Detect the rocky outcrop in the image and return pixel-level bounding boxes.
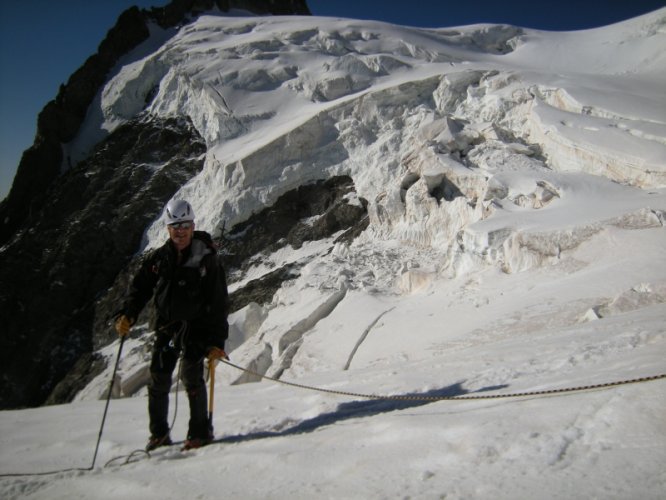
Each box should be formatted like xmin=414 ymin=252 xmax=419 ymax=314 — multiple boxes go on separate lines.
xmin=0 ymin=116 xmax=206 ymax=409
xmin=0 ymin=0 xmax=311 ymax=245
xmin=221 ymin=176 xmax=368 ymax=270
xmin=223 ymin=175 xmax=368 ymax=312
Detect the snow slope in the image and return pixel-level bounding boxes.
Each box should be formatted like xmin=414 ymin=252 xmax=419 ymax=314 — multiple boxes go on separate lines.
xmin=2 ymin=7 xmax=666 ymax=499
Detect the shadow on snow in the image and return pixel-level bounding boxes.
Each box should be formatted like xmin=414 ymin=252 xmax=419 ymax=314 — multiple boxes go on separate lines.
xmin=214 ymin=382 xmax=508 ymax=444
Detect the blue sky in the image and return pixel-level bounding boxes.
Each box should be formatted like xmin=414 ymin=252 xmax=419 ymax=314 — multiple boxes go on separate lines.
xmin=1 ymin=0 xmax=664 ymax=200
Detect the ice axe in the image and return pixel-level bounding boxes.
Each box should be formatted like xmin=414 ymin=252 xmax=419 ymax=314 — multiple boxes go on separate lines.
xmin=206 ymin=348 xmax=227 ymax=437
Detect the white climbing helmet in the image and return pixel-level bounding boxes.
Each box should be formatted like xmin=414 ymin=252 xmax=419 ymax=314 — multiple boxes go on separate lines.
xmin=165 ymin=199 xmax=195 ymax=225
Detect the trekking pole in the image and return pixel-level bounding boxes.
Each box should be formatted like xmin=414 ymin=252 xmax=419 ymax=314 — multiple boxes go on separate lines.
xmin=90 ymin=335 xmax=126 ymax=470
xmin=208 ymin=356 xmax=216 ymax=433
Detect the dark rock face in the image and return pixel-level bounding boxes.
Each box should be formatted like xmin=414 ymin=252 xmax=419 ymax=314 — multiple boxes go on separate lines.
xmin=223 ymin=176 xmax=369 ymax=312
xmin=0 ymin=0 xmax=311 ymax=245
xmin=0 ymin=116 xmax=206 ymax=409
xmin=222 ymin=176 xmax=368 ymax=270
xmin=45 ymin=352 xmax=107 ymax=406
xmin=153 ymin=0 xmax=311 ymax=26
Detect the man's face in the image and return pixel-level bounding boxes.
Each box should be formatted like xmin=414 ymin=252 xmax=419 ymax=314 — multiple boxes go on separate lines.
xmin=168 ymin=221 xmax=194 ymax=251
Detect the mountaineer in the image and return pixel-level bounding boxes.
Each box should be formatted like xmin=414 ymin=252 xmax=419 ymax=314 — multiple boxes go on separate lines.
xmin=115 ymin=199 xmax=229 ymax=451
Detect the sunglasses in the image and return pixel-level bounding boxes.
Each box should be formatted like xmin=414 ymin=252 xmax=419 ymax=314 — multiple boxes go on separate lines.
xmin=168 ymin=221 xmax=193 ymax=230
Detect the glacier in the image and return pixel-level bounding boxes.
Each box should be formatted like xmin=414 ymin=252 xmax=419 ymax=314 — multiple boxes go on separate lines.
xmin=1 ymin=6 xmax=665 ymax=500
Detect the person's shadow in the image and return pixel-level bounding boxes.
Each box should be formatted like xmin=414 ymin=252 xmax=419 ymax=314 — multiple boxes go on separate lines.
xmin=214 ymin=381 xmax=508 ymax=444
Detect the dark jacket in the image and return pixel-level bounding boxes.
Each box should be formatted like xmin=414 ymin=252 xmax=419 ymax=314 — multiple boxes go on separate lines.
xmin=122 ymin=231 xmax=229 ymax=349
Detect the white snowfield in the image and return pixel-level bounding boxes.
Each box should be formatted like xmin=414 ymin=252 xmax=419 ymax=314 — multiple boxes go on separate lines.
xmin=2 ymin=7 xmax=666 ymax=500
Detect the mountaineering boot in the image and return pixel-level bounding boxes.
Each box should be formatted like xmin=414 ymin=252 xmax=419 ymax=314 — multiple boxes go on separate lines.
xmin=182 ymin=430 xmax=213 ymax=450
xmin=146 ymin=434 xmax=173 ymax=451
xmin=181 ymin=436 xmax=212 ymax=451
